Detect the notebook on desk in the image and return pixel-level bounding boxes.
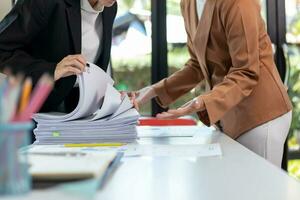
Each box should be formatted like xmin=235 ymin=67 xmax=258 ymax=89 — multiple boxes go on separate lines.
xmin=28 ymin=151 xmax=122 ymax=181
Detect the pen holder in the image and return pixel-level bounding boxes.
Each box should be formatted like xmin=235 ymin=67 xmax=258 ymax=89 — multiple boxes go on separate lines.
xmin=0 ymin=122 xmax=33 ymax=196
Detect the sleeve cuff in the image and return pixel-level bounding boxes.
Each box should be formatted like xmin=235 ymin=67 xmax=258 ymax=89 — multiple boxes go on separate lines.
xmin=152 ymin=79 xmax=174 ymax=108
xmin=197 ymin=109 xmax=211 ymax=126
xmin=200 ymin=93 xmax=222 ymax=126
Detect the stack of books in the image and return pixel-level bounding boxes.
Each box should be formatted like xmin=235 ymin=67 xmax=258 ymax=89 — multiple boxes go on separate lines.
xmin=33 ymin=63 xmax=139 ymax=145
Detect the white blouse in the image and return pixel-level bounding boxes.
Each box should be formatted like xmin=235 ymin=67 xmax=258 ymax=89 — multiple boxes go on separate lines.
xmin=75 ymin=0 xmax=104 ymax=87
xmin=196 ymin=0 xmax=206 ymax=20
xmin=81 ymin=0 xmax=104 ymax=63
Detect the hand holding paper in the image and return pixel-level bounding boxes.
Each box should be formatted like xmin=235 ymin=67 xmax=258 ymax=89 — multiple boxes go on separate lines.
xmin=33 ymin=63 xmax=140 ymax=145
xmin=126 ymin=86 xmax=157 ymax=109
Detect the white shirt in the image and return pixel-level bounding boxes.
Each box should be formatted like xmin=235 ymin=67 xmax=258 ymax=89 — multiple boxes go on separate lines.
xmin=196 ymin=0 xmax=206 ymax=20
xmin=75 ymin=0 xmax=104 ymax=87
xmin=81 ymin=0 xmax=104 ymax=63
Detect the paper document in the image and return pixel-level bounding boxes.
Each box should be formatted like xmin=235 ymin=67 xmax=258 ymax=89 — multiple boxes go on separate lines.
xmin=123 ymin=143 xmax=222 ymax=157
xmin=137 ymin=126 xmax=215 ymax=138
xmin=33 ymin=63 xmax=139 ymax=145
xmin=89 ymin=84 xmax=122 ymax=121
xmin=34 ymin=63 xmax=114 ymax=122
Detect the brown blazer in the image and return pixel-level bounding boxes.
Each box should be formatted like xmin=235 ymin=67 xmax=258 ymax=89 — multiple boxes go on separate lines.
xmin=153 ymin=0 xmax=292 ymax=139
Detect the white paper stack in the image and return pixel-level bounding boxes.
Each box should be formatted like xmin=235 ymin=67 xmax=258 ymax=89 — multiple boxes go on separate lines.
xmin=33 ymin=63 xmax=139 ymax=145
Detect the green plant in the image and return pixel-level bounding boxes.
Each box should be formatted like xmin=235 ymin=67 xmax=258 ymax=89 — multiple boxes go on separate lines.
xmin=287 ymin=45 xmax=300 ymax=139
xmin=286 ymin=44 xmax=300 ymax=180
xmin=288 ymin=160 xmax=300 ymax=179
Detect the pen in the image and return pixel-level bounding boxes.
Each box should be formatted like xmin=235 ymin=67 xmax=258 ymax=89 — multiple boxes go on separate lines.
xmin=64 ymin=143 xmax=126 ymax=148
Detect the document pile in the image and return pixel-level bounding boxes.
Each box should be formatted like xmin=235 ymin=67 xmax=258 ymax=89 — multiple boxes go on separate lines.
xmin=33 ymin=63 xmax=139 ymax=145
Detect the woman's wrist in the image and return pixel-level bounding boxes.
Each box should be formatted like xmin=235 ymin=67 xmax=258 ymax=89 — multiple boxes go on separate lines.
xmin=192 ymin=97 xmax=205 ymax=111
xmin=148 ymin=86 xmax=158 ymax=99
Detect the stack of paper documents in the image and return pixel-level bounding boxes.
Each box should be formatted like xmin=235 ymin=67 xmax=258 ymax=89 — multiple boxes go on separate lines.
xmin=33 ymin=63 xmax=139 ymax=145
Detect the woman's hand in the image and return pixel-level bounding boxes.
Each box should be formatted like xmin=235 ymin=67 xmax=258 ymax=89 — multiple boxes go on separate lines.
xmin=135 ymin=86 xmax=157 ymax=105
xmin=123 ymin=86 xmax=157 ymax=110
xmin=54 ymin=55 xmax=86 ymax=81
xmin=156 ymin=97 xmax=205 ymax=119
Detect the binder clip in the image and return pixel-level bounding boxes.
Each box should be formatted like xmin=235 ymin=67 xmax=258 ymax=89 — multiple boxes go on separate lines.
xmin=86 ymin=63 xmax=90 ymax=73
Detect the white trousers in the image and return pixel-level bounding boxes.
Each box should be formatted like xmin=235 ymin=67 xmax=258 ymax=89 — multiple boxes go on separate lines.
xmin=236 ymin=111 xmax=292 ymax=168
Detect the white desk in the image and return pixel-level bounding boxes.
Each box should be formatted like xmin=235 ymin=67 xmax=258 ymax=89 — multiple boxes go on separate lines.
xmin=3 ymin=127 xmax=300 ymax=200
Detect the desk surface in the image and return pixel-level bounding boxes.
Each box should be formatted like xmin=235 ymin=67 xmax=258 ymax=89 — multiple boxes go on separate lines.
xmin=4 ymin=127 xmax=300 ymax=200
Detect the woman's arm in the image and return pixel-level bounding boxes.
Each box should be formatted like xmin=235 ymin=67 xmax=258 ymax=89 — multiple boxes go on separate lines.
xmin=0 ymin=0 xmax=56 ymax=84
xmin=152 ymin=34 xmax=205 ymax=107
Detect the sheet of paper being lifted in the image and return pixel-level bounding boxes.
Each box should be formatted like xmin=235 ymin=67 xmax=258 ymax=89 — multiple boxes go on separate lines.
xmin=32 ymin=63 xmax=139 ymax=145
xmin=34 ymin=63 xmax=115 ymax=122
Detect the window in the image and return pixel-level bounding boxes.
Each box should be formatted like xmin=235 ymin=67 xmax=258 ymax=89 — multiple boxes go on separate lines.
xmin=260 ymin=0 xmax=267 ymax=23
xmin=111 ymin=0 xmax=152 ymax=115
xmin=0 ymin=0 xmax=12 ymax=20
xmin=285 ymin=0 xmax=300 ymax=180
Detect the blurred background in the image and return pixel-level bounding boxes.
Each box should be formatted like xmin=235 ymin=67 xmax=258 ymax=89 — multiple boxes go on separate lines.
xmin=1 ymin=0 xmax=300 ymax=179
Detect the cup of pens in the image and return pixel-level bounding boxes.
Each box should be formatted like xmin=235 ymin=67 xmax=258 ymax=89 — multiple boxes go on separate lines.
xmin=0 ymin=74 xmax=54 ymax=195
xmin=0 ymin=122 xmax=33 ymax=195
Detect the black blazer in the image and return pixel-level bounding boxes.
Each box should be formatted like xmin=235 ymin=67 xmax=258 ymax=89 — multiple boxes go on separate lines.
xmin=0 ymin=0 xmax=117 ymax=112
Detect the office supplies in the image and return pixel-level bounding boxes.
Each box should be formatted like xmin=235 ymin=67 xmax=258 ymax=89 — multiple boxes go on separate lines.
xmin=137 ymin=126 xmax=215 ymax=138
xmin=15 ymin=75 xmax=53 ymax=122
xmin=86 ymin=62 xmax=90 ymax=73
xmin=64 ymin=143 xmax=125 ymax=148
xmin=0 ymin=122 xmax=33 ymax=195
xmin=0 ymin=79 xmax=21 ymax=123
xmin=98 ymin=152 xmax=123 ymax=189
xmin=1 ymin=74 xmax=53 ymax=123
xmin=0 ymin=75 xmax=53 ymax=196
xmin=33 ymin=63 xmax=139 ymax=145
xmin=28 ymin=151 xmax=120 ymax=181
xmin=18 ymin=78 xmax=32 ymax=113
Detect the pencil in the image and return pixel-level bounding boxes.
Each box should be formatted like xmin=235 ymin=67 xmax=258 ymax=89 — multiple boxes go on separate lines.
xmin=18 ymin=78 xmax=32 ymax=113
xmin=16 ymin=74 xmax=54 ymax=121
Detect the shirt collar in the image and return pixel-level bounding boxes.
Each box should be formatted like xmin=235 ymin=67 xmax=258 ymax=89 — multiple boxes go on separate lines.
xmin=81 ymin=0 xmax=101 ymax=14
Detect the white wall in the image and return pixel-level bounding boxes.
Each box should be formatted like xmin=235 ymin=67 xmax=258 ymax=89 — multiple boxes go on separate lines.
xmin=0 ymin=0 xmax=12 ymax=21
